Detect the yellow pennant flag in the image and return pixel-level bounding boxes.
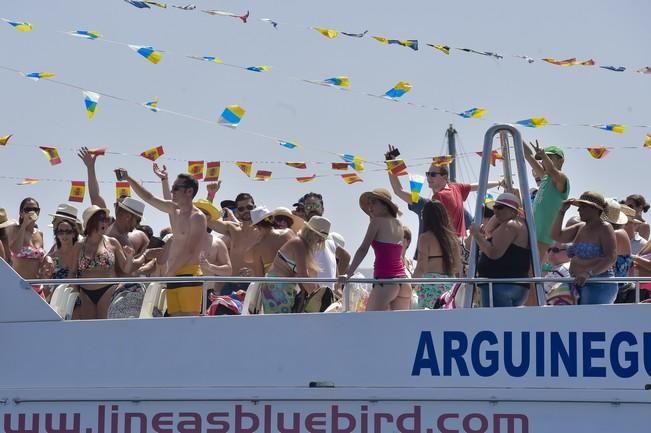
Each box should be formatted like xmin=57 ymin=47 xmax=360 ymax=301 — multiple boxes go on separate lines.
xmin=587 ymin=146 xmax=609 ymax=159
xmin=188 ymin=160 xmax=205 ymax=180
xmin=644 ymin=133 xmax=651 ymax=148
xmin=314 ymin=27 xmax=338 ymax=39
xmin=285 ymin=162 xmax=307 ymax=169
xmin=235 ymin=161 xmax=252 ymax=177
xmin=432 ymin=155 xmax=454 ymax=167
xmin=68 ymin=181 xmax=86 ymax=203
xmin=115 ymin=181 xmax=131 ymax=199
xmin=204 ymin=161 xmax=221 ymax=181
xmin=0 ymin=134 xmax=13 ymax=146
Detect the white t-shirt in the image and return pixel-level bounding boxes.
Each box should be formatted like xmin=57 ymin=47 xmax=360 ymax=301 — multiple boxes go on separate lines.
xmin=315 ymin=238 xmax=337 ymax=288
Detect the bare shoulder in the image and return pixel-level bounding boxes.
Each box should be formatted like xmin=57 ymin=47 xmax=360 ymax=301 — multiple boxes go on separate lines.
xmin=105 ymin=235 xmax=121 ymax=248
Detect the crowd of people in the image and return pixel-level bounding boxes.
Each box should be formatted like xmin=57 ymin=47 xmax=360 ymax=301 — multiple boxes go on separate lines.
xmin=0 ymin=142 xmax=649 ymax=318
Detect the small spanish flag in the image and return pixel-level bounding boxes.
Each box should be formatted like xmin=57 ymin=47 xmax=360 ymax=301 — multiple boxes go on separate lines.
xmin=69 ymin=181 xmax=86 ymax=203
xmin=386 ymin=159 xmax=408 ymax=176
xmin=341 ymin=173 xmax=363 ymax=184
xmin=331 ymin=162 xmax=349 ymax=170
xmin=235 ymin=161 xmax=252 ymax=177
xmin=285 ymin=162 xmax=307 ymax=169
xmin=188 ymin=160 xmax=204 ymax=180
xmin=115 ymin=181 xmax=131 ymax=199
xmin=39 ymin=146 xmax=62 ymax=165
xmin=432 ymin=155 xmax=454 ymax=167
xmin=204 ymin=161 xmax=221 ymax=181
xmin=88 ymin=147 xmax=107 ymax=156
xmin=476 ymin=150 xmax=503 ymax=167
xmin=253 ymin=170 xmax=272 ymax=181
xmin=0 ymin=134 xmax=12 ymax=146
xmin=140 ymin=145 xmax=164 ymax=161
xmin=296 ymin=175 xmax=317 ymax=183
xmin=587 ymin=146 xmax=609 ymax=159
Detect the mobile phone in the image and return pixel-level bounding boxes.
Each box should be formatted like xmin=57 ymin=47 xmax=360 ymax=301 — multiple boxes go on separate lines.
xmin=114 ymin=169 xmax=127 ymax=181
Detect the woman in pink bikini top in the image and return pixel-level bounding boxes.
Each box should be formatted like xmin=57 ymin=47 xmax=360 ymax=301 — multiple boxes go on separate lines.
xmin=8 ymin=197 xmax=45 ymax=280
xmin=347 ymin=188 xmax=411 ymax=311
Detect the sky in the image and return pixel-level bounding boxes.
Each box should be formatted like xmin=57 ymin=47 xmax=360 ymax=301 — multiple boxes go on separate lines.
xmin=1 ymin=0 xmax=650 ymax=266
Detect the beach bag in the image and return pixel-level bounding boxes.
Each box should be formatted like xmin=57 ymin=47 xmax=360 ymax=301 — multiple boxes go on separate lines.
xmin=433 ymin=283 xmax=461 ymax=309
xmin=546 ymin=283 xmax=577 ymax=306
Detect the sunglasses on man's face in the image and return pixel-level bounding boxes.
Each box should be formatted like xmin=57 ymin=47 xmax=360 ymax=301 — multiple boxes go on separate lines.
xmin=23 ymin=207 xmax=40 ymax=213
xmin=237 ymin=204 xmax=255 ymax=212
xmin=425 ymin=172 xmax=442 ymax=178
xmin=171 ymin=184 xmax=190 ymax=192
xmin=304 ymin=203 xmax=322 ymax=211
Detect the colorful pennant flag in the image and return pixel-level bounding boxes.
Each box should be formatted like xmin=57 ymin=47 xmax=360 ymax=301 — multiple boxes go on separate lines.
xmin=204 ymin=161 xmax=221 ymax=182
xmin=323 ymin=76 xmax=350 ymax=88
xmin=128 ymin=45 xmax=163 ymax=64
xmin=253 ymin=170 xmax=272 ymax=181
xmin=341 ymin=173 xmax=363 ymax=184
xmin=173 ymin=4 xmax=197 ymax=10
xmin=235 ymin=161 xmax=252 ymax=177
xmin=409 ymin=175 xmax=424 ymax=203
xmin=427 ymin=44 xmax=450 ymax=55
xmin=457 ymin=48 xmax=503 ymax=59
xmin=218 ymin=105 xmax=246 ymax=128
xmin=476 ymin=150 xmax=504 ymax=167
xmin=202 ymin=10 xmax=249 ymax=23
xmin=341 ymin=154 xmax=364 ymax=172
xmin=384 ymin=81 xmax=412 ymax=100
xmin=67 ymin=30 xmax=101 ymax=40
xmin=600 ymin=65 xmax=626 ymax=72
xmin=261 ymin=18 xmax=279 ymax=29
xmin=0 ymin=134 xmax=13 ymax=146
xmin=144 ymin=97 xmax=159 ymax=112
xmin=2 ymin=19 xmax=33 ymax=32
xmin=83 ymin=91 xmax=100 ymax=119
xmin=458 ymin=107 xmax=487 ymax=119
xmin=542 ymin=58 xmax=577 ymax=66
xmin=115 ymin=181 xmax=131 ymax=199
xmin=278 ymin=140 xmax=301 ymax=149
xmin=187 ymin=160 xmax=204 ymax=180
xmin=246 ymin=65 xmax=271 ymax=72
xmin=332 ymin=162 xmax=349 ymax=170
xmin=645 ymin=133 xmax=651 ymax=149
xmin=313 ymin=27 xmax=338 ymax=39
xmin=341 ymin=30 xmax=368 ymax=38
xmin=17 ymin=178 xmax=39 ymax=186
xmin=285 ymin=162 xmax=307 ymax=169
xmin=189 ymin=56 xmax=223 ymax=64
xmin=68 ymin=181 xmax=86 ymax=203
xmin=587 ymin=146 xmax=609 ymax=159
xmin=124 ymin=0 xmax=150 ymax=8
xmin=144 ymin=0 xmax=167 ymax=8
xmin=593 ymin=124 xmax=625 ymax=133
xmin=432 ymin=155 xmax=454 ymax=167
xmin=386 ymin=159 xmax=408 ymax=176
xmin=23 ymin=72 xmax=55 ymax=81
xmin=373 ymin=37 xmax=419 ymax=51
xmin=140 ymin=145 xmax=165 ymax=161
xmin=88 ymin=147 xmax=107 ymax=156
xmin=578 ymin=59 xmax=595 ymax=66
xmin=39 ymin=146 xmax=62 ymax=165
xmin=516 ymin=117 xmax=548 ymax=128
xmin=296 ymin=175 xmax=317 ymax=183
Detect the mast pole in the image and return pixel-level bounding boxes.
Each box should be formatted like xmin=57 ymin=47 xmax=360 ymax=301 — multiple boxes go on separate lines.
xmin=446 ymin=124 xmax=457 ymax=182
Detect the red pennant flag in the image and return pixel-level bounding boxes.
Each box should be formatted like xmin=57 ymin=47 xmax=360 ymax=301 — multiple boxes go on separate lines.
xmin=253 ymin=170 xmax=272 ymax=181
xmin=115 ymin=181 xmax=131 ymax=199
xmin=204 ymin=161 xmax=221 ymax=181
xmin=386 ymin=159 xmax=408 ymax=176
xmin=88 ymin=147 xmax=107 ymax=156
xmin=341 ymin=173 xmax=363 ymax=184
xmin=285 ymin=162 xmax=307 ymax=169
xmin=476 ymin=150 xmax=503 ymax=166
xmin=140 ymin=145 xmax=165 ymax=161
xmin=68 ymin=181 xmax=86 ymax=203
xmin=587 ymin=146 xmax=609 ymax=159
xmin=331 ymin=162 xmax=349 ymax=170
xmin=432 ymin=155 xmax=454 ymax=167
xmin=578 ymin=59 xmax=595 ymax=66
xmin=188 ymin=160 xmax=205 ymax=180
xmin=235 ymin=161 xmax=252 ymax=177
xmin=296 ymin=175 xmax=317 ymax=183
xmin=39 ymin=146 xmax=62 ymax=165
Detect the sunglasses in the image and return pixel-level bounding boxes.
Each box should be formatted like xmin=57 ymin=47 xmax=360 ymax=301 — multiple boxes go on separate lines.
xmin=493 ymin=204 xmax=507 ymax=210
xmin=23 ymin=207 xmax=40 ymax=213
xmin=171 ymin=184 xmax=190 ymax=192
xmin=304 ymin=203 xmax=322 ymax=211
xmin=56 ymin=229 xmax=75 ymax=235
xmin=237 ymin=204 xmax=255 ymax=212
xmin=547 ymin=247 xmax=567 ymax=254
xmin=425 ymin=172 xmax=443 ymax=177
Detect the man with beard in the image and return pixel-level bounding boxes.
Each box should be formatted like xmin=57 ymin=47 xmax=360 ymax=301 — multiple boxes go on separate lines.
xmin=208 ymin=193 xmax=261 ymax=294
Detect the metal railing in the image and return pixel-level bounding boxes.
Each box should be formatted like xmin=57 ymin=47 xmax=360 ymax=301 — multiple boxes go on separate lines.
xmin=26 ymin=275 xmax=651 ymax=312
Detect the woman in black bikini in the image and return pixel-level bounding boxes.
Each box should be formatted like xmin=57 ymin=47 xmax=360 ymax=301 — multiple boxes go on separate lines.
xmin=76 ymin=206 xmax=134 ymax=319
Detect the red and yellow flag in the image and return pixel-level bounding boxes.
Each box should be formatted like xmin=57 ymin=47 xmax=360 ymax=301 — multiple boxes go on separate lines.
xmin=140 ymin=145 xmax=164 ymax=161
xmin=188 ymin=160 xmax=204 ymax=180
xmin=115 ymin=181 xmax=131 ymax=199
xmin=235 ymin=161 xmax=252 ymax=177
xmin=68 ymin=181 xmax=86 ymax=203
xmin=578 ymin=59 xmax=595 ymax=66
xmin=0 ymin=134 xmax=13 ymax=146
xmin=253 ymin=170 xmax=272 ymax=181
xmin=386 ymin=159 xmax=408 ymax=176
xmin=17 ymin=177 xmax=39 ymax=186
xmin=341 ymin=173 xmax=363 ymax=184
xmin=587 ymin=146 xmax=609 ymax=159
xmin=204 ymin=161 xmax=221 ymax=181
xmin=296 ymin=174 xmax=317 ymax=183
xmin=88 ymin=147 xmax=107 ymax=156
xmin=331 ymin=162 xmax=349 ymax=170
xmin=542 ymin=57 xmax=577 ymax=66
xmin=39 ymin=146 xmax=62 ymax=165
xmin=432 ymin=155 xmax=454 ymax=167
xmin=285 ymin=162 xmax=307 ymax=169
xmin=476 ymin=150 xmax=503 ymax=167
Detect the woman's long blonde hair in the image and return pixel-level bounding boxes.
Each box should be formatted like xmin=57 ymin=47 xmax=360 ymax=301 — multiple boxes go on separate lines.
xmin=299 ymin=227 xmax=326 ymax=273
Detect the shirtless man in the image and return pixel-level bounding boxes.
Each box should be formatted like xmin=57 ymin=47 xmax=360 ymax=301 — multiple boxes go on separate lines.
xmin=78 ymin=147 xmax=149 ymax=272
xmin=124 ymin=169 xmax=207 ymax=316
xmin=208 ymin=192 xmax=261 ymax=294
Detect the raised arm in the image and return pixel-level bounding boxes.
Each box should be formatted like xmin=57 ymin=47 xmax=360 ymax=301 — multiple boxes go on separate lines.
xmin=522 ymin=140 xmax=545 ymax=179
xmin=78 ymin=147 xmax=108 ymax=209
xmin=532 ymin=141 xmax=567 ymax=192
xmin=123 ymin=170 xmax=177 ymax=214
xmin=152 ymin=163 xmax=171 ymax=200
xmin=550 ymin=200 xmax=581 ymax=243
xmin=387 ymin=173 xmax=413 ymax=204
xmin=347 ymin=219 xmax=380 ymax=276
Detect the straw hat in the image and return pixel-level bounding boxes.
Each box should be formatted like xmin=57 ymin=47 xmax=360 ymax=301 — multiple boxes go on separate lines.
xmin=271 ymin=206 xmax=304 ymax=231
xmin=304 ymin=216 xmax=331 ymax=239
xmin=330 ymin=231 xmax=345 ymax=249
xmin=359 ymin=188 xmax=401 ymax=216
xmin=117 ymin=197 xmax=145 ymax=218
xmin=494 ymin=192 xmax=521 ymax=211
xmin=571 ymin=191 xmax=605 ymax=211
xmin=250 ymin=206 xmax=274 ymax=225
xmin=82 ymin=205 xmax=110 ymax=231
xmin=48 ymin=203 xmax=81 ymax=224
xmin=0 ymin=208 xmax=17 ymax=229
xmin=603 ymin=199 xmax=630 ymax=225
xmin=194 ymin=199 xmax=221 ymax=221
xmin=620 ymin=204 xmax=644 ymax=224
